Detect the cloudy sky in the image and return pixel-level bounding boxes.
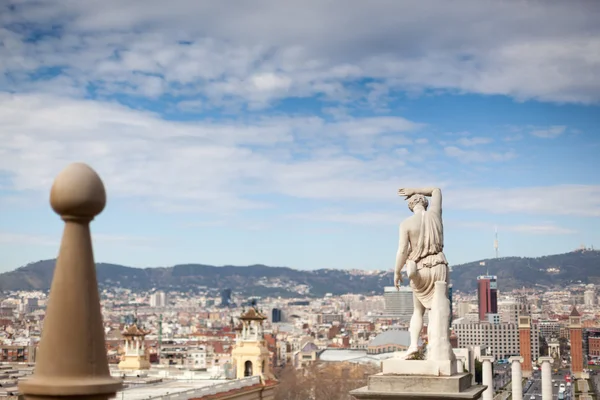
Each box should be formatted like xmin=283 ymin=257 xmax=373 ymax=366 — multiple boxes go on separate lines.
xmin=1 ymin=0 xmax=599 ymax=272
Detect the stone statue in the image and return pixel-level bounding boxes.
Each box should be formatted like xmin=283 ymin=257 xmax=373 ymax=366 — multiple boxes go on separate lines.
xmin=394 ymin=187 xmax=450 ymax=359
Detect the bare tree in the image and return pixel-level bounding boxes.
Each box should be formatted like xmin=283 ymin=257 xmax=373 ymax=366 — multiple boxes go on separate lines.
xmin=275 ymin=362 xmax=380 ymax=400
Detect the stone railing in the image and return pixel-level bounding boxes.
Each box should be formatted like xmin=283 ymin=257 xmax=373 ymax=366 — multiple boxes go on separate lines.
xmin=18 ymin=163 xmax=123 ymax=400
xmin=146 ymin=376 xmax=261 ymax=400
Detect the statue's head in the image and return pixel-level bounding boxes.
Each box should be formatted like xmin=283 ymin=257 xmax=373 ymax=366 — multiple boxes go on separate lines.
xmin=408 ymin=194 xmax=428 ymax=212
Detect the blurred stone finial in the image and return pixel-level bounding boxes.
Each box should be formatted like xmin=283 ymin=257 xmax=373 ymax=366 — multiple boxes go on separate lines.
xmin=19 ymin=163 xmax=122 ymax=399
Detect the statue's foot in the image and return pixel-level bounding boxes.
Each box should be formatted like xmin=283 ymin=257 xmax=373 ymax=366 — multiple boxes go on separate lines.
xmin=399 ymin=347 xmax=420 ymax=360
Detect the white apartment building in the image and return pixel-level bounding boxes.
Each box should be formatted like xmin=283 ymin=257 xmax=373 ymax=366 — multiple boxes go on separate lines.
xmin=453 ymin=319 xmax=540 ymax=361
xmin=384 ymin=286 xmax=414 ymax=316
xmin=457 ymin=302 xmax=473 ymax=319
xmin=584 ymin=290 xmax=596 ymax=306
xmin=538 ymin=320 xmax=561 ymax=339
xmin=186 ymin=345 xmax=208 ymax=369
xmin=150 ymin=291 xmax=168 ymax=308
xmin=498 ymin=300 xmax=532 ymax=325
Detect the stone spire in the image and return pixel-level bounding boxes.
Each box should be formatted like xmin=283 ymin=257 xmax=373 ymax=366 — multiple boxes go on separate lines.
xmin=19 ymin=163 xmax=122 ymax=399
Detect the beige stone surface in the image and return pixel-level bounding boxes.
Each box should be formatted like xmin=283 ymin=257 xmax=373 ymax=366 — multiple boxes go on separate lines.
xmin=350 ymin=373 xmax=486 ymax=400
xmin=18 ymin=163 xmax=122 ymax=399
xmin=382 ymin=359 xmax=457 ymax=376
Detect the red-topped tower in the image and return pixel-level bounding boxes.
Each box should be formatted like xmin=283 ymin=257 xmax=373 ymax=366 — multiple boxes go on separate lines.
xmin=570 ymin=306 xmax=583 ymax=378
xmin=519 ymin=314 xmax=533 ymax=378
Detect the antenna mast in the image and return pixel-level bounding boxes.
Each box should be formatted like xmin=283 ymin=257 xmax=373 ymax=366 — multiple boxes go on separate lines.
xmin=494 ymin=226 xmax=499 ymax=260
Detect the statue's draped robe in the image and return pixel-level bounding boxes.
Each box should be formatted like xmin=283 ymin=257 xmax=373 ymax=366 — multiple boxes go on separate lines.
xmin=408 ymin=209 xmax=449 ymax=309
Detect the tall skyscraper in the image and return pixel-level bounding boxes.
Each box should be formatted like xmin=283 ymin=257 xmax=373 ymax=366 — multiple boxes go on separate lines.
xmin=221 ymin=288 xmax=232 ymax=308
xmin=477 ymin=275 xmax=498 ymax=322
xmin=271 ymin=308 xmax=282 ymax=323
xmin=149 ymin=291 xmax=167 ymax=307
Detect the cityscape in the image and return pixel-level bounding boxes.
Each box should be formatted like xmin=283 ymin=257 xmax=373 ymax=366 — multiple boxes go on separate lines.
xmin=1 ymin=246 xmax=600 ymax=399
xmin=1 ymin=1 xmax=600 ymax=400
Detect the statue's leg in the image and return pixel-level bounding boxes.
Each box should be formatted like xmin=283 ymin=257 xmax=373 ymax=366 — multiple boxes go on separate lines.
xmin=408 ymin=292 xmax=425 ymax=354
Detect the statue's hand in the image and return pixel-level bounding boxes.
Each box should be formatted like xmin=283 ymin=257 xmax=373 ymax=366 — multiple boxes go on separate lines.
xmin=394 ymin=272 xmax=403 ymax=290
xmin=398 ymin=188 xmax=415 ymax=198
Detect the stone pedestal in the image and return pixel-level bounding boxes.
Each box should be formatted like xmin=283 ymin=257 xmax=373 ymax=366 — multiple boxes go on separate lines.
xmin=509 ymin=356 xmax=523 ymax=400
xmin=383 ymin=358 xmax=458 ymax=377
xmin=350 ymin=373 xmax=486 ymax=400
xmin=539 ymin=356 xmax=553 ymax=400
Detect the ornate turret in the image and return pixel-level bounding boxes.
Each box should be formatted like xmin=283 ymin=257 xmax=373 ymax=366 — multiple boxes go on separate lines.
xmin=231 ymin=306 xmax=273 ymax=380
xmin=118 ymin=317 xmax=151 ymax=372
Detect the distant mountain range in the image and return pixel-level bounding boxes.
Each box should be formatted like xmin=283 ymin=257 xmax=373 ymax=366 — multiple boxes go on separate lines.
xmin=1 ymin=250 xmax=599 ymax=297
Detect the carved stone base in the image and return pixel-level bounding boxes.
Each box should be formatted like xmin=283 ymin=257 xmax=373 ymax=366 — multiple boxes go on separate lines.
xmin=350 ymin=373 xmax=486 ymax=400
xmin=382 ymin=358 xmax=458 ymax=376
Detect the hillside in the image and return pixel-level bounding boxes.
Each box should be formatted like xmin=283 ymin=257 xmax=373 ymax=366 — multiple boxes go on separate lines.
xmin=1 ymin=250 xmax=599 ymax=296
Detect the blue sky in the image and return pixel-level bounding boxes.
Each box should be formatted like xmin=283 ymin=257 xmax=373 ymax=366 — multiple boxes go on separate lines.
xmin=1 ymin=0 xmax=599 ymax=272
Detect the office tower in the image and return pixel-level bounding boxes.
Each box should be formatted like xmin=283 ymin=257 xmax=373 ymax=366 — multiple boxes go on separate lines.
xmin=453 ymin=320 xmax=539 ymax=361
xmin=477 ymin=275 xmax=498 ymax=322
xmin=384 ymin=286 xmax=414 ymax=316
xmin=149 ymin=291 xmax=167 ymax=307
xmin=271 ymin=308 xmax=282 ymax=323
xmin=221 ymin=288 xmax=232 ymax=308
xmin=584 ymin=289 xmax=596 ymax=306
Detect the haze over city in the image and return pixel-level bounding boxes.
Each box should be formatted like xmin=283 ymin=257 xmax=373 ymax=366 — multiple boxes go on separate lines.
xmin=1 ymin=1 xmax=599 ymax=272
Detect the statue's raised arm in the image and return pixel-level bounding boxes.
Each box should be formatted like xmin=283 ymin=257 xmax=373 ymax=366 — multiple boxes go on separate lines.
xmin=397 ymin=187 xmax=442 ymax=215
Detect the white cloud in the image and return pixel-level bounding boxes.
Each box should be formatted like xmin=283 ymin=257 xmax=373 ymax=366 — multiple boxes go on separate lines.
xmin=445 ymin=185 xmax=600 ymax=217
xmin=444 ymin=146 xmax=516 ymax=163
xmin=0 ymin=93 xmax=429 ymax=212
xmin=1 ymin=1 xmax=599 ymax=105
xmin=456 ymin=137 xmax=493 ymax=146
xmin=0 ymin=233 xmax=58 ymax=246
xmin=288 ymin=211 xmax=397 ymax=226
xmin=530 ymin=126 xmax=567 ymax=138
xmin=0 ymin=232 xmax=156 ymax=247
xmin=450 ymin=221 xmax=576 ymax=235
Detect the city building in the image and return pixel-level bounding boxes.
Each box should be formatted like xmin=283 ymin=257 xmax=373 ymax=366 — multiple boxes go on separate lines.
xmin=452 ymin=319 xmax=538 ymax=362
xmin=384 ymin=286 xmax=414 ymax=316
xmin=519 ymin=314 xmax=533 ymax=377
xmin=584 ymin=289 xmax=596 ymax=306
xmin=231 ymin=307 xmax=273 ymax=380
xmin=570 ymin=306 xmax=583 ymax=377
xmin=538 ymin=320 xmax=561 ymax=339
xmin=457 ymin=301 xmax=472 ymax=319
xmin=118 ymin=321 xmax=151 ymax=372
xmin=498 ymin=300 xmax=531 ymax=325
xmin=149 ymin=291 xmax=167 ymax=307
xmin=271 ymin=308 xmax=282 ymax=323
xmin=366 ymin=328 xmax=413 ymax=355
xmin=221 ymin=289 xmax=232 ymax=308
xmin=477 ymin=275 xmax=498 ymax=322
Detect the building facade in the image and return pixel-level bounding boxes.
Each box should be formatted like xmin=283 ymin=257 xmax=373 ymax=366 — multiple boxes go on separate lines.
xmin=384 ymin=286 xmax=414 ymax=316
xmin=453 ymin=319 xmax=539 ymax=362
xmin=477 ymin=275 xmax=498 ymax=322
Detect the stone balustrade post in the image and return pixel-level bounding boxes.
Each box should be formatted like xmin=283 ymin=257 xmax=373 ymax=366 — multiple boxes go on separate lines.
xmin=18 ymin=163 xmax=122 ymax=400
xmin=456 ymin=356 xmax=466 ymax=374
xmin=509 ymin=356 xmax=524 ymax=400
xmin=481 ymin=356 xmax=494 ymax=400
xmin=539 ymin=356 xmax=554 ymax=400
